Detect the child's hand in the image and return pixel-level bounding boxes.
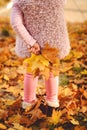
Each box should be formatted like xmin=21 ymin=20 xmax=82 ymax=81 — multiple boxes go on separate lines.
xmin=29 ymin=43 xmax=41 ymax=55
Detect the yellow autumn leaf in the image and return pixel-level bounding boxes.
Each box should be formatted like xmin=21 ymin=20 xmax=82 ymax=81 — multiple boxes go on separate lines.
xmin=13 ymin=123 xmax=24 ymax=130
xmin=48 ymin=110 xmax=62 ymax=125
xmin=63 ymin=53 xmax=73 ymax=61
xmin=5 ymin=86 xmax=21 ymax=95
xmin=81 ymin=106 xmax=87 ymax=113
xmin=68 ymin=115 xmax=79 ymax=125
xmin=35 ymin=55 xmax=49 ymax=66
xmin=81 ymin=70 xmax=87 ymax=75
xmin=17 ymin=65 xmax=25 ymax=74
xmin=5 ymin=99 xmax=15 ymax=106
xmin=51 ymin=66 xmax=60 ymax=77
xmin=3 ymin=68 xmax=17 ymax=80
xmin=3 ymin=74 xmax=9 ymax=81
xmin=26 ymin=66 xmax=32 ymax=73
xmin=40 ymin=67 xmax=50 ymax=79
xmin=5 ymin=59 xmax=21 ymax=67
xmin=32 ymin=61 xmax=45 ymax=71
xmin=60 ymin=66 xmax=72 ymax=73
xmin=8 ymin=114 xmax=21 ymax=123
xmin=7 ymin=128 xmax=15 ymax=130
xmin=61 ymin=87 xmax=73 ymax=97
xmin=24 ymin=54 xmax=36 ymax=64
xmin=72 ymin=51 xmax=84 ymax=59
xmin=23 ymin=44 xmax=60 ymax=79
xmin=0 ymin=123 xmax=7 ymax=130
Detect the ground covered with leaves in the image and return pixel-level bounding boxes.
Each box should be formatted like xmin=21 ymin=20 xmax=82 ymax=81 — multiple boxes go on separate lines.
xmin=0 ymin=18 xmax=87 ymax=130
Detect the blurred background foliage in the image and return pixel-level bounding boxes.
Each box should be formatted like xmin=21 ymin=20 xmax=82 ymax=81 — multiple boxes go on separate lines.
xmin=0 ymin=0 xmax=10 ymax=7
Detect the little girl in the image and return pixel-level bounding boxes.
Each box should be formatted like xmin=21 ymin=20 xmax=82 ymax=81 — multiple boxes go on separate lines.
xmin=10 ymin=0 xmax=70 ymax=109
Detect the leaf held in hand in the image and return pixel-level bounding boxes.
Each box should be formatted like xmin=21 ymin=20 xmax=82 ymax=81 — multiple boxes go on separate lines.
xmin=24 ymin=43 xmax=60 ymax=79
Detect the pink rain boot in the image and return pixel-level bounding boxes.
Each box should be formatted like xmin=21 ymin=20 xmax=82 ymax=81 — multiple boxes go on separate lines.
xmin=22 ymin=73 xmax=38 ymax=109
xmin=45 ymin=72 xmax=59 ymax=108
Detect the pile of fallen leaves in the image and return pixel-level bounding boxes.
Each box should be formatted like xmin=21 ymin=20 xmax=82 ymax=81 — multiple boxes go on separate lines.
xmin=0 ymin=17 xmax=87 ymax=130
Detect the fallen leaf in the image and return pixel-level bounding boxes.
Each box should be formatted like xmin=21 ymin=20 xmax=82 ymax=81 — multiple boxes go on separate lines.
xmin=81 ymin=106 xmax=87 ymax=113
xmin=74 ymin=126 xmax=87 ymax=130
xmin=12 ymin=123 xmax=24 ymax=130
xmin=72 ymin=51 xmax=84 ymax=59
xmin=8 ymin=114 xmax=21 ymax=124
xmin=0 ymin=123 xmax=7 ymax=130
xmin=63 ymin=53 xmax=73 ymax=61
xmin=68 ymin=115 xmax=79 ymax=125
xmin=48 ymin=110 xmax=62 ymax=125
xmin=55 ymin=127 xmax=64 ymax=130
xmin=81 ymin=70 xmax=87 ymax=75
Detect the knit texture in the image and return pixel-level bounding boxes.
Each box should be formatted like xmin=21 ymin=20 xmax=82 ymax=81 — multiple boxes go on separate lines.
xmin=10 ymin=0 xmax=70 ymax=59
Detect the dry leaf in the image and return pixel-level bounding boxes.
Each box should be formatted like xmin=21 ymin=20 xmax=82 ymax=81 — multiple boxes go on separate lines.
xmin=12 ymin=123 xmax=24 ymax=130
xmin=48 ymin=110 xmax=62 ymax=125
xmin=68 ymin=115 xmax=79 ymax=125
xmin=42 ymin=43 xmax=59 ymax=64
xmin=72 ymin=51 xmax=84 ymax=59
xmin=55 ymin=127 xmax=64 ymax=130
xmin=81 ymin=70 xmax=87 ymax=75
xmin=23 ymin=44 xmax=60 ymax=79
xmin=0 ymin=123 xmax=7 ymax=130
xmin=74 ymin=126 xmax=87 ymax=130
xmin=8 ymin=114 xmax=21 ymax=124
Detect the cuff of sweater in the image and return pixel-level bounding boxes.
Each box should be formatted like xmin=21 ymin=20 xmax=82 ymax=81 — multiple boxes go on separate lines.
xmin=27 ymin=37 xmax=36 ymax=48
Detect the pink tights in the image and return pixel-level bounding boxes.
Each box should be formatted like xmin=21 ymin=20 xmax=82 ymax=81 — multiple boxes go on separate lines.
xmin=23 ymin=73 xmax=59 ymax=106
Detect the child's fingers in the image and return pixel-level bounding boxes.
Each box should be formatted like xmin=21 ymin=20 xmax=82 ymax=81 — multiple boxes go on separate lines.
xmin=36 ymin=47 xmax=41 ymax=54
xmin=35 ymin=47 xmax=41 ymax=54
xmin=35 ymin=50 xmax=41 ymax=55
xmin=29 ymin=47 xmax=35 ymax=53
xmin=28 ymin=45 xmax=41 ymax=55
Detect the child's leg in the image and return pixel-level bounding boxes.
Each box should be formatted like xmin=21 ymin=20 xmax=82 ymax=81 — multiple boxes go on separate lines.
xmin=45 ymin=72 xmax=59 ymax=108
xmin=22 ymin=73 xmax=38 ymax=108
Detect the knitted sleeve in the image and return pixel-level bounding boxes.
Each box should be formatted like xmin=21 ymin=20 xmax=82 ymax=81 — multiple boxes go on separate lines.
xmin=10 ymin=3 xmax=36 ymax=48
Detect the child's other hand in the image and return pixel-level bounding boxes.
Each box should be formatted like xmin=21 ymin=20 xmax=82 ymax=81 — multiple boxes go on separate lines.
xmin=29 ymin=43 xmax=41 ymax=55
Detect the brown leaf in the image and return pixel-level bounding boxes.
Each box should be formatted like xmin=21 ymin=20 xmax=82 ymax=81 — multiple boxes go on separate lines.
xmin=20 ymin=115 xmax=34 ymax=127
xmin=42 ymin=43 xmax=59 ymax=64
xmin=55 ymin=127 xmax=64 ymax=130
xmin=83 ymin=90 xmax=87 ymax=99
xmin=5 ymin=99 xmax=21 ymax=119
xmin=8 ymin=114 xmax=21 ymax=124
xmin=0 ymin=109 xmax=8 ymax=120
xmin=74 ymin=126 xmax=87 ymax=130
xmin=80 ymin=96 xmax=87 ymax=106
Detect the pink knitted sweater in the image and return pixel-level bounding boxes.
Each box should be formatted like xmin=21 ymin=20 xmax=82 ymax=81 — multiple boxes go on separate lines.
xmin=10 ymin=0 xmax=70 ymax=59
